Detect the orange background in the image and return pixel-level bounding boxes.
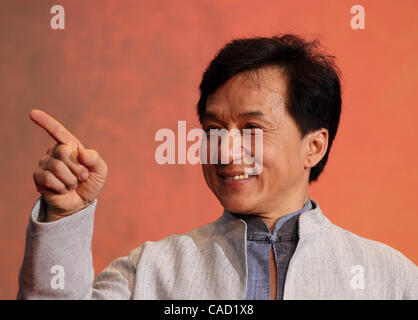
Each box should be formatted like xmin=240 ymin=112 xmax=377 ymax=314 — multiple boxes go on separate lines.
xmin=0 ymin=0 xmax=417 ymax=299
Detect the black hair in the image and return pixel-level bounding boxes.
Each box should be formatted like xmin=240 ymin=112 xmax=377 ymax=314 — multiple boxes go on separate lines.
xmin=197 ymin=34 xmax=342 ymax=183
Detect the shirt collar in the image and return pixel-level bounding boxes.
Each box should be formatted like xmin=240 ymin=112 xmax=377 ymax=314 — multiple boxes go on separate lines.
xmin=227 ymin=198 xmax=313 ymax=237
xmin=219 ymin=198 xmax=329 ymax=239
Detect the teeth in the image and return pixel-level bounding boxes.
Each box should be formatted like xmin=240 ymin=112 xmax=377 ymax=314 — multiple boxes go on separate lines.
xmin=225 ymin=174 xmax=249 ymax=180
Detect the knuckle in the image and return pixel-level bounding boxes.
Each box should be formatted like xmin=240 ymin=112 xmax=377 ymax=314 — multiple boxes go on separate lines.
xmin=50 ymin=143 xmax=60 ymax=156
xmin=54 ymin=144 xmax=70 ymax=160
xmin=34 ymin=169 xmax=57 ymax=191
xmin=38 ymin=155 xmax=51 ymax=168
xmin=35 ymin=184 xmax=42 ymax=193
xmin=42 ymin=171 xmax=53 ymax=188
xmin=49 ymin=159 xmax=65 ymax=174
xmin=68 ymin=173 xmax=78 ymax=186
xmin=33 ymin=169 xmax=40 ymax=183
xmin=43 ymin=171 xmax=65 ymax=193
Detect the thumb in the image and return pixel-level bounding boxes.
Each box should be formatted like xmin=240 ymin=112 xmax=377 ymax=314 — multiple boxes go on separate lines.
xmin=77 ymin=144 xmax=106 ymax=174
xmin=77 ymin=144 xmax=90 ymax=165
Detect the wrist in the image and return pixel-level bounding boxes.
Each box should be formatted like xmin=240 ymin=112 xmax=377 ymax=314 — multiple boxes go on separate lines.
xmin=45 ymin=201 xmax=95 ymax=222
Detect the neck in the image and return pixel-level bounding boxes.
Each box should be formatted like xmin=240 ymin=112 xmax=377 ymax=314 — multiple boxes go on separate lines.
xmin=259 ymin=189 xmax=309 ymax=231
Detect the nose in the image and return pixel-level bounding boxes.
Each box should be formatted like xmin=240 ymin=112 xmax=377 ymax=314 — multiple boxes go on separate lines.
xmin=221 ymin=128 xmax=243 ymax=164
xmin=207 ymin=128 xmax=242 ymax=165
xmin=213 ymin=128 xmax=263 ymax=175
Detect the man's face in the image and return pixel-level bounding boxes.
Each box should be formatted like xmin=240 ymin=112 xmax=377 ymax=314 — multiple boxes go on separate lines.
xmin=201 ymin=66 xmax=312 ymax=215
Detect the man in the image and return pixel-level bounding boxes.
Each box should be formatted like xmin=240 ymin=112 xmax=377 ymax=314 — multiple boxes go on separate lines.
xmin=18 ymin=34 xmax=417 ymax=299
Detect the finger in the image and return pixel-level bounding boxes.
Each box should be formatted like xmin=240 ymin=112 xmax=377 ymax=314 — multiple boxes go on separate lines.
xmin=78 ymin=147 xmax=108 ymax=175
xmin=29 ymin=109 xmax=81 ymax=149
xmin=39 ymin=157 xmax=78 ymax=190
xmin=33 ymin=168 xmax=68 ymax=194
xmin=48 ymin=144 xmax=89 ymax=181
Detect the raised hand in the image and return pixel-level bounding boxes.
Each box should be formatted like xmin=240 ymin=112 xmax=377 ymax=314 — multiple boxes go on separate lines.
xmin=30 ymin=109 xmax=108 ymax=221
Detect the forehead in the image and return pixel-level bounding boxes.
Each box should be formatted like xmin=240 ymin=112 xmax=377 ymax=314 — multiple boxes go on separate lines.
xmin=205 ymin=66 xmax=288 ymax=117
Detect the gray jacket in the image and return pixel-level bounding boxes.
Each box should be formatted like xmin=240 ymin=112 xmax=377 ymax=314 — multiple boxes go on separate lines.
xmin=18 ymin=197 xmax=418 ymax=299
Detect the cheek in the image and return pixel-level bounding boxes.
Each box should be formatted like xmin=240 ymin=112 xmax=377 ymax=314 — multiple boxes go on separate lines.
xmin=262 ymin=140 xmax=298 ymax=177
xmin=202 ymin=164 xmax=217 ymax=189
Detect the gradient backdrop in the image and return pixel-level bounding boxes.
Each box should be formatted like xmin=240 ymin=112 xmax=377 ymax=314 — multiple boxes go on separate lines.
xmin=0 ymin=0 xmax=417 ymax=299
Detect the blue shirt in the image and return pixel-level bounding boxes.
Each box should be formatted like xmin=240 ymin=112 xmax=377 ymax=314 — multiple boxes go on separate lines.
xmin=231 ymin=198 xmax=314 ymax=299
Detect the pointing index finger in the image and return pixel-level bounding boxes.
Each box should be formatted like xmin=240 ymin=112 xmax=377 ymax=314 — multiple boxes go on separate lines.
xmin=29 ymin=109 xmax=82 ymax=148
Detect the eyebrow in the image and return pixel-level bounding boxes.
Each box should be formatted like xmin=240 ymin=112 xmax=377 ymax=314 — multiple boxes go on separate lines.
xmin=201 ymin=110 xmax=267 ymax=122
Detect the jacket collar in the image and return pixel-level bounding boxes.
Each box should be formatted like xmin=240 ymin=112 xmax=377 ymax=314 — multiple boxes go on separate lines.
xmin=297 ymin=199 xmax=331 ymax=236
xmin=219 ymin=199 xmax=331 ymax=239
xmin=209 ymin=199 xmax=330 ymax=299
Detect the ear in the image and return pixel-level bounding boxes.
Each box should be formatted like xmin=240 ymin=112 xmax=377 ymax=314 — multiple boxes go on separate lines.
xmin=303 ymin=128 xmax=329 ymax=169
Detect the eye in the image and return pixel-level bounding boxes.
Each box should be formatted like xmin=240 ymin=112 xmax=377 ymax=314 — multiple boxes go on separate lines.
xmin=204 ymin=126 xmax=222 ymax=133
xmin=244 ymin=123 xmax=263 ymax=132
xmin=245 ymin=123 xmax=261 ymax=129
xmin=241 ymin=124 xmax=263 ymax=137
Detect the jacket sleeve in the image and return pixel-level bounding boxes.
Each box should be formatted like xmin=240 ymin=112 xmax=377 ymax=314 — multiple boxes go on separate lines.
xmin=17 ymin=197 xmax=138 ymax=300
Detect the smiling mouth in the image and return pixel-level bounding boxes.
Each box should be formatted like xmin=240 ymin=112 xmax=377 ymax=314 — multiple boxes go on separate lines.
xmin=217 ymin=172 xmax=258 ymax=184
xmin=224 ymin=174 xmax=250 ymax=180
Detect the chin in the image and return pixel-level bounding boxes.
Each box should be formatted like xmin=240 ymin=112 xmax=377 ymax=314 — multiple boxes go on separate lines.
xmin=219 ymin=197 xmax=256 ymax=214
